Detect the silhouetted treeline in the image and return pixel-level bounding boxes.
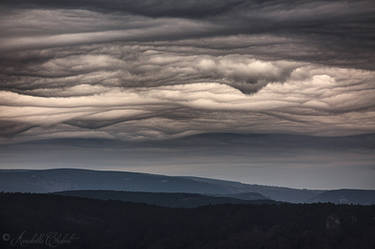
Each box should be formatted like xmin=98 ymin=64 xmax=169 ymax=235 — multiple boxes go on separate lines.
xmin=54 ymin=190 xmax=274 ymax=208
xmin=0 ymin=193 xmax=374 ymax=249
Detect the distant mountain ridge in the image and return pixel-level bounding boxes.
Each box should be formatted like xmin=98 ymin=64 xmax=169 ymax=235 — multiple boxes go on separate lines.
xmin=0 ymin=168 xmax=320 ymax=202
xmin=180 ymin=176 xmax=324 ymax=203
xmin=0 ymin=168 xmax=374 ymax=204
xmin=309 ymin=189 xmax=375 ymax=205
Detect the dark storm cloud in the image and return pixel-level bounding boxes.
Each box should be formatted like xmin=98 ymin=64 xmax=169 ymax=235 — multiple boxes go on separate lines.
xmin=1 ymin=0 xmax=374 ymax=71
xmin=1 ymin=0 xmax=246 ymax=18
xmin=1 ymin=0 xmax=374 ymax=61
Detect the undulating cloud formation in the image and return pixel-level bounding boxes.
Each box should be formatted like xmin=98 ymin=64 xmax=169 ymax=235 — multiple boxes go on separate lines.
xmin=1 ymin=0 xmax=375 ymax=143
xmin=0 ymin=0 xmax=375 ymax=188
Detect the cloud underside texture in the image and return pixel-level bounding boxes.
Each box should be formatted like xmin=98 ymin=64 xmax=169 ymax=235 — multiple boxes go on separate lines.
xmin=1 ymin=0 xmax=375 ymax=142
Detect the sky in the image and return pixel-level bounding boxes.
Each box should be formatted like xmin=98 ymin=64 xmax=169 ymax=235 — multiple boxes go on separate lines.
xmin=0 ymin=0 xmax=375 ymax=189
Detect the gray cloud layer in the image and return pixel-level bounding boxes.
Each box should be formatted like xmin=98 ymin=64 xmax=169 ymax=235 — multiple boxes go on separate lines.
xmin=0 ymin=0 xmax=375 ymax=143
xmin=1 ymin=134 xmax=375 ymax=189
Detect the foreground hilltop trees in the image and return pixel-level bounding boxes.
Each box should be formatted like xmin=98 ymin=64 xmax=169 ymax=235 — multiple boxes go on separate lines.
xmin=0 ymin=193 xmax=374 ymax=249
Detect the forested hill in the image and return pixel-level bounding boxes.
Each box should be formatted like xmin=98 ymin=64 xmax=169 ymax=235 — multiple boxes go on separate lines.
xmin=1 ymin=168 xmax=375 ymax=204
xmin=309 ymin=189 xmax=375 ymax=205
xmin=54 ymin=190 xmax=273 ymax=208
xmin=0 ymin=168 xmax=322 ymax=202
xmin=1 ymin=193 xmax=374 ymax=249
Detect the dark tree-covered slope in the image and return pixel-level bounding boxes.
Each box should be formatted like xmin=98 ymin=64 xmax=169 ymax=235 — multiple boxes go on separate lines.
xmin=54 ymin=190 xmax=273 ymax=208
xmin=0 ymin=193 xmax=374 ymax=249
